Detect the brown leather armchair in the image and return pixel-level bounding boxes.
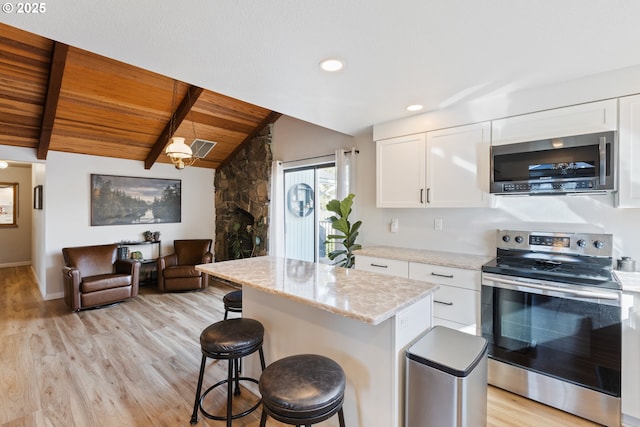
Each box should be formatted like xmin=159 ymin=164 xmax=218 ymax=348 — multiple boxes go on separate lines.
xmin=157 ymin=239 xmax=212 ymax=291
xmin=62 ymin=243 xmax=140 ymax=312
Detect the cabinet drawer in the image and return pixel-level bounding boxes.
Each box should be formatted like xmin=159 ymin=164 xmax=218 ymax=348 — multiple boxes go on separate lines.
xmin=432 ymin=285 xmax=478 ymax=326
xmin=408 ymin=262 xmax=480 ymax=291
xmin=355 ymin=255 xmax=409 ymax=278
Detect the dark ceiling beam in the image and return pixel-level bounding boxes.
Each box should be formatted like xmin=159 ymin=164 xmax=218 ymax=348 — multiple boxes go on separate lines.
xmin=145 ymin=85 xmax=204 ymax=169
xmin=37 ymin=42 xmax=68 ymax=160
xmin=218 ymin=111 xmax=282 ymax=170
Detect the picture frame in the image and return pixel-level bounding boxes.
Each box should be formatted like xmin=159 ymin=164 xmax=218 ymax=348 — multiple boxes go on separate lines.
xmin=90 ymin=174 xmax=181 ymax=226
xmin=33 ymin=184 xmax=43 ymax=210
xmin=0 ymin=182 xmax=18 ymax=226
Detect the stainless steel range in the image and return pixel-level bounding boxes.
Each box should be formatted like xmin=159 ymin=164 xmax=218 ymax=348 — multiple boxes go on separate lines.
xmin=481 ymin=230 xmax=621 ymax=427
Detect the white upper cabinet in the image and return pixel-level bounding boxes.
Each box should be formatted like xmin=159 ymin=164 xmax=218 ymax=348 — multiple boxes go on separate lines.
xmin=618 ymin=94 xmax=640 ymax=208
xmin=376 ymin=133 xmax=426 ymax=208
xmin=491 ymin=99 xmax=618 ymax=146
xmin=426 ymin=122 xmax=491 ymax=208
xmin=376 ymin=123 xmax=491 ymax=208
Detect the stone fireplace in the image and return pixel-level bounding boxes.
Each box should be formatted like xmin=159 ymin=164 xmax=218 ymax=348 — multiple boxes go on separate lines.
xmin=214 ymin=124 xmax=273 ymax=261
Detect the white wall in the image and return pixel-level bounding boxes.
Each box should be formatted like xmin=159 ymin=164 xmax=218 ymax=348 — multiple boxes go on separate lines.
xmin=42 ymin=151 xmax=215 ymax=299
xmin=31 ymin=162 xmax=46 ymax=295
xmin=274 ymin=66 xmax=640 ymax=267
xmin=0 ymin=162 xmax=32 ymax=266
xmin=0 ymin=147 xmax=215 ymax=300
xmin=272 ymin=115 xmax=354 ymax=162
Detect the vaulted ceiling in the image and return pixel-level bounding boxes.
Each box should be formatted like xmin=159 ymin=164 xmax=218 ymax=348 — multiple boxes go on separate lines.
xmin=0 ymin=24 xmax=280 ymax=169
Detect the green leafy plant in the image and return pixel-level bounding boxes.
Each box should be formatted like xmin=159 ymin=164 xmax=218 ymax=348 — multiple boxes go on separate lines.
xmin=228 ymin=217 xmax=265 ymax=259
xmin=325 ymin=193 xmax=362 ymax=268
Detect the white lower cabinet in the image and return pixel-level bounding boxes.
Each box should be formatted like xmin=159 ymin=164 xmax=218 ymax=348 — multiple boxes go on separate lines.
xmin=622 ymin=291 xmax=640 ymax=425
xmin=355 ymin=255 xmax=409 ymax=278
xmin=355 ymin=255 xmax=481 ymax=335
xmin=408 ymin=262 xmax=480 ymax=335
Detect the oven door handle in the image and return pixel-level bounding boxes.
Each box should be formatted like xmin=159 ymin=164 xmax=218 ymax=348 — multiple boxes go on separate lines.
xmin=485 ymin=276 xmax=619 ymax=301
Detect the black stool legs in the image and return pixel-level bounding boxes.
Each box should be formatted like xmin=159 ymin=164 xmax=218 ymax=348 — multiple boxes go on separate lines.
xmin=190 ymin=354 xmax=207 ymax=424
xmin=190 ymin=318 xmax=265 ymax=426
xmin=190 ymin=347 xmax=265 ymax=426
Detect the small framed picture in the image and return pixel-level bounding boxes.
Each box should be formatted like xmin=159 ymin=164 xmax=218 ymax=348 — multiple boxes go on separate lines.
xmin=33 ymin=185 xmax=43 ymax=210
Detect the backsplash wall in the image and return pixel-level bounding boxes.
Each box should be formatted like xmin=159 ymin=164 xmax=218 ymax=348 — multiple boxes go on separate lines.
xmin=353 ymin=129 xmax=640 ymax=265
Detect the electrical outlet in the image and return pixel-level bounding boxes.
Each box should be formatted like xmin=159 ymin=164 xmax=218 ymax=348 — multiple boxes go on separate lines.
xmin=434 ymin=218 xmax=443 ymax=231
xmin=390 ymin=218 xmax=399 ymax=233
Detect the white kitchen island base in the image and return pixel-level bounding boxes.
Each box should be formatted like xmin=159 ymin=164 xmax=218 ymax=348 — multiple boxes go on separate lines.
xmin=243 ymin=286 xmax=432 ymax=427
xmin=196 ymin=257 xmax=438 ymax=427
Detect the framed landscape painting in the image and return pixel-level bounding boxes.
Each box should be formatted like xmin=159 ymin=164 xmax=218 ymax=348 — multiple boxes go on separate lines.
xmin=91 ymin=174 xmax=181 ymax=226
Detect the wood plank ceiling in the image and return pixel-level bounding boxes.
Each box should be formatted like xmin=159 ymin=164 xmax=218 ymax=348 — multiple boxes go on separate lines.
xmin=0 ymin=24 xmax=281 ymax=169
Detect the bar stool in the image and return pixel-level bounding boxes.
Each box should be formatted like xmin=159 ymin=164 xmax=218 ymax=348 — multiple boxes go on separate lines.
xmin=258 ymin=354 xmax=347 ymax=427
xmin=190 ymin=318 xmax=266 ymax=426
xmin=223 ymin=290 xmax=243 ymax=320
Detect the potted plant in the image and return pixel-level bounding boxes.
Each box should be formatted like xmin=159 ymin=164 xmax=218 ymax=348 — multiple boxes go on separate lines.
xmin=143 ymin=230 xmax=153 ymax=241
xmin=325 ymin=193 xmax=362 ymax=268
xmin=228 ymin=216 xmax=265 ymax=259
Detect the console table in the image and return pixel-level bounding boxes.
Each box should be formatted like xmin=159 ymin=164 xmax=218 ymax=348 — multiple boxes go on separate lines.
xmin=117 ymin=240 xmax=161 ymax=285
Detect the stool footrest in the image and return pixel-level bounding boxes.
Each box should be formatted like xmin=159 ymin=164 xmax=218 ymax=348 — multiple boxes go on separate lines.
xmin=199 ymin=376 xmax=261 ymax=421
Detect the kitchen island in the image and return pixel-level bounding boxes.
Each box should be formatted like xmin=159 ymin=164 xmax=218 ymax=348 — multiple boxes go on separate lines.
xmin=196 ymin=256 xmax=439 ymax=427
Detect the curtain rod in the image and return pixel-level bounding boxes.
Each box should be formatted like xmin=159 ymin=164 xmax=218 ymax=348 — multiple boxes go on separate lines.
xmin=282 ymin=149 xmax=359 ymax=165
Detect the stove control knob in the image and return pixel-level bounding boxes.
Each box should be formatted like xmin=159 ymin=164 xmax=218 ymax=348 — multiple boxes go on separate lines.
xmin=577 ymin=239 xmax=587 ymax=248
xmin=515 ymin=236 xmax=524 ymax=244
xmin=502 ymin=235 xmax=511 ymax=243
xmin=594 ymin=240 xmax=605 ymax=249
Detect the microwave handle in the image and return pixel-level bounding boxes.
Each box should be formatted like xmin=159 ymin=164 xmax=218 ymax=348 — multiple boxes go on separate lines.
xmin=599 ymin=136 xmax=607 ymax=186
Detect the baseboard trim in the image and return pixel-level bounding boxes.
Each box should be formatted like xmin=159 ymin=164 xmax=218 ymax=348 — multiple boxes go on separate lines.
xmin=0 ymin=261 xmax=31 ymax=268
xmin=623 ymin=413 xmax=640 ymax=427
xmin=43 ymin=291 xmax=64 ymax=301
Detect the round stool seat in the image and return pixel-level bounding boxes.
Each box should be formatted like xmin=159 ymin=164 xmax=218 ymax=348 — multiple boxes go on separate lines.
xmin=200 ymin=318 xmax=263 ymax=357
xmin=223 ymin=290 xmax=243 ymax=311
xmin=259 ymin=354 xmax=346 ymax=420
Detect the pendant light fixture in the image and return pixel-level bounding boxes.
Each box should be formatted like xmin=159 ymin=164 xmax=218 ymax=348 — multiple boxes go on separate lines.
xmin=165 ymin=80 xmax=198 ymax=170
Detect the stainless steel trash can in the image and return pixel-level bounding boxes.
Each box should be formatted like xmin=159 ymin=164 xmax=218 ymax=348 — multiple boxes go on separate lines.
xmin=405 ymin=326 xmax=488 ymax=427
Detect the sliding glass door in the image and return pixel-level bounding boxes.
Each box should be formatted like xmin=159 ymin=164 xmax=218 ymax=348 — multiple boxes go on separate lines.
xmin=284 ymin=164 xmax=336 ymax=263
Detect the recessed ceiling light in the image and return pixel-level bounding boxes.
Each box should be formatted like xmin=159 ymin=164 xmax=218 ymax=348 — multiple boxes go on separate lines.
xmin=406 ymin=104 xmax=423 ymax=112
xmin=320 ymin=58 xmax=344 ymax=72
xmin=0 ymin=160 xmax=8 ymax=169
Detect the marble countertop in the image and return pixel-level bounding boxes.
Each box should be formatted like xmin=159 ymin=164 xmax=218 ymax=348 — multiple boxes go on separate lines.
xmin=356 ymin=246 xmax=493 ymax=270
xmin=196 ymin=256 xmax=439 ymax=326
xmin=614 ymin=271 xmax=640 ymax=293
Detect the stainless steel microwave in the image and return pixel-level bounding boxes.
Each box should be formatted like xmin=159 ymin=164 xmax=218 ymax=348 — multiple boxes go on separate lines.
xmin=490 ymin=131 xmax=616 ymax=195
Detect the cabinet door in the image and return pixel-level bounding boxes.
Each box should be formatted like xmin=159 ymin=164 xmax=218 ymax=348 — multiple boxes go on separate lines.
xmin=425 ymin=122 xmax=491 ymax=208
xmin=622 ymin=292 xmax=640 ymax=419
xmin=376 ymin=134 xmax=425 ymax=208
xmin=491 ymin=99 xmax=618 ymax=146
xmin=618 ymin=95 xmax=640 ymax=208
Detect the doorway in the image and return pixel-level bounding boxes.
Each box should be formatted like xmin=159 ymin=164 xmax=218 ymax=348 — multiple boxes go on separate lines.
xmin=283 ymin=164 xmax=336 ymax=263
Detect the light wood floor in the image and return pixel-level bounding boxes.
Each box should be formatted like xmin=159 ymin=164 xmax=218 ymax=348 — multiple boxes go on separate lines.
xmin=0 ymin=266 xmax=601 ymax=427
